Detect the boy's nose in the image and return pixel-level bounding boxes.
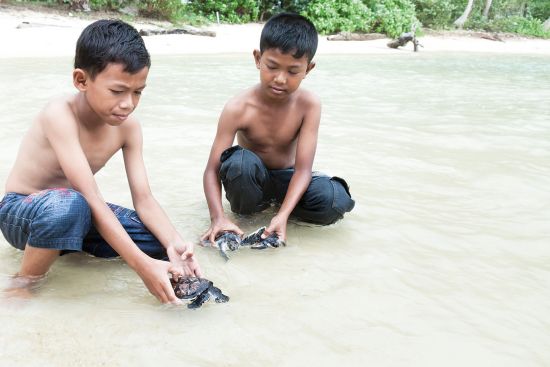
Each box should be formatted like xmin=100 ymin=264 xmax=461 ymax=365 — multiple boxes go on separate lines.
xmin=119 ymin=95 xmax=135 ymax=110
xmin=274 ymin=72 xmax=286 ymax=84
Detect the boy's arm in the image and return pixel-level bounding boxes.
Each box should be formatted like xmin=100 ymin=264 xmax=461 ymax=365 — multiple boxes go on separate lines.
xmin=266 ymin=95 xmax=321 ymax=240
xmin=121 ymin=120 xmax=201 ymax=277
xmin=43 ymin=107 xmax=181 ymax=304
xmin=202 ymin=103 xmax=244 ymax=243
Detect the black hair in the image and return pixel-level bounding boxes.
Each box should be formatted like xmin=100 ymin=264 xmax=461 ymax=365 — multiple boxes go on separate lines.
xmin=74 ymin=19 xmax=150 ymax=79
xmin=260 ymin=12 xmax=318 ymax=63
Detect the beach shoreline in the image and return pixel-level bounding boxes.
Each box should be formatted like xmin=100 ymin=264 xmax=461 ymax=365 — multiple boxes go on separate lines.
xmin=1 ymin=3 xmax=550 ymax=58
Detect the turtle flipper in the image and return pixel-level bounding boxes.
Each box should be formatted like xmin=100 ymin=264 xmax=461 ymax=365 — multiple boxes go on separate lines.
xmin=209 ymin=286 xmax=230 ymax=303
xmin=216 ymin=231 xmax=242 ymax=260
xmin=218 ymin=242 xmax=230 ymax=261
xmin=250 ymin=233 xmax=285 ymax=249
xmin=241 ymin=226 xmax=266 ymax=247
xmin=187 ymin=289 xmax=211 ymax=309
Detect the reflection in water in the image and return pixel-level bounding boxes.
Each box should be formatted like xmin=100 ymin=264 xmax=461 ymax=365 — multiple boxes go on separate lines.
xmin=0 ymin=54 xmax=549 ymax=366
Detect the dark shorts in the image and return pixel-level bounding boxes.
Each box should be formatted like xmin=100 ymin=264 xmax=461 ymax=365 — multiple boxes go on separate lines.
xmin=0 ymin=189 xmax=166 ymax=259
xmin=219 ymin=146 xmax=355 ymax=225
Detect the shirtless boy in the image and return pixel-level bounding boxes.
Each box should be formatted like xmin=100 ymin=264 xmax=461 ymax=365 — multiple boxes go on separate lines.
xmin=0 ymin=20 xmax=200 ymax=303
xmin=202 ymin=13 xmax=355 ymax=244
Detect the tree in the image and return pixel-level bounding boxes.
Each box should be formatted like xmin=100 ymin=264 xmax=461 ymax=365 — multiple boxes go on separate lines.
xmin=454 ymin=0 xmax=474 ymax=28
xmin=483 ymin=0 xmax=493 ymax=18
xmin=63 ymin=0 xmax=91 ymax=12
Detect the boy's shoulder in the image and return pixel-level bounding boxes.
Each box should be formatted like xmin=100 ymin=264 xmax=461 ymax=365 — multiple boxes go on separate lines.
xmin=35 ymin=95 xmax=78 ymax=131
xmin=294 ymin=87 xmax=321 ymax=109
xmin=220 ymin=87 xmax=256 ymax=120
xmin=225 ymin=86 xmax=321 ymax=110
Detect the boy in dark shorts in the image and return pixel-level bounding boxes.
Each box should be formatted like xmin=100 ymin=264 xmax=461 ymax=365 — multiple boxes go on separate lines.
xmin=0 ymin=20 xmax=200 ymax=303
xmin=202 ymin=13 xmax=355 ymax=244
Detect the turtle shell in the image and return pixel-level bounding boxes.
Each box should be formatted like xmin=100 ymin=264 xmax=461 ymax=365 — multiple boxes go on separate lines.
xmin=171 ymin=277 xmax=212 ymax=300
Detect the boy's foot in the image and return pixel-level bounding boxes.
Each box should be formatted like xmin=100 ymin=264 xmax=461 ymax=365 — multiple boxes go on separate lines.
xmin=2 ymin=273 xmax=46 ymax=300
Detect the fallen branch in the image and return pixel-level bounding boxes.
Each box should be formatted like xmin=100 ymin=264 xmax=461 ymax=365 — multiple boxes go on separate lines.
xmin=387 ymin=32 xmax=423 ymax=51
xmin=387 ymin=23 xmax=423 ymax=51
xmin=327 ymin=32 xmax=386 ymax=41
xmin=139 ymin=26 xmax=216 ymax=37
xmin=471 ymin=32 xmax=504 ymax=42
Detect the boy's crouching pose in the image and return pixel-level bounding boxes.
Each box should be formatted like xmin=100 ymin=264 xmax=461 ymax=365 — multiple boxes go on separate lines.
xmin=0 ymin=20 xmax=201 ymax=303
xmin=202 ymin=13 xmax=355 ymax=244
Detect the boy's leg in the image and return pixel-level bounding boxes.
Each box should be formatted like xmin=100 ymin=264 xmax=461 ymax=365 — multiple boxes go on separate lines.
xmin=19 ymin=246 xmax=60 ymax=277
xmin=271 ymin=171 xmax=355 ymax=225
xmin=82 ymin=203 xmax=167 ymax=259
xmin=0 ymin=189 xmax=92 ymax=292
xmin=219 ymin=145 xmax=272 ymax=215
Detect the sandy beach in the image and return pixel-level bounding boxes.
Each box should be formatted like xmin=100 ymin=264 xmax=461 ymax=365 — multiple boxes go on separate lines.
xmin=1 ymin=4 xmax=549 ymax=58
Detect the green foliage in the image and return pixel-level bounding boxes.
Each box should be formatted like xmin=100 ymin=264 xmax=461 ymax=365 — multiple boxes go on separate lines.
xmin=258 ymin=0 xmax=311 ymax=20
xmin=301 ymin=0 xmax=375 ymax=34
xmin=185 ymin=0 xmax=259 ymax=23
xmin=87 ymin=0 xmax=121 ymax=11
xmin=526 ymin=0 xmax=550 ymax=21
xmin=8 ymin=0 xmax=550 ymax=38
xmin=138 ymin=0 xmax=183 ymax=20
xmin=412 ymin=0 xmax=461 ymax=28
xmin=366 ymin=0 xmax=419 ymax=37
xmin=465 ymin=14 xmax=550 ymax=38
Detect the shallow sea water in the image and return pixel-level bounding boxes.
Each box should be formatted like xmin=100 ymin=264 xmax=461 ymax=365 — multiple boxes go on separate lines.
xmin=0 ymin=52 xmax=549 ymax=366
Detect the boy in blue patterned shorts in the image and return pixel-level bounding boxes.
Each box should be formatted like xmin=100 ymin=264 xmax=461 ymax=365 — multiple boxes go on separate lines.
xmin=0 ymin=19 xmax=200 ymax=303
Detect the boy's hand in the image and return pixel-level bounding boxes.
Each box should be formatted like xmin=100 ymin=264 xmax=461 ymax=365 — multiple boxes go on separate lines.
xmin=263 ymin=214 xmax=288 ymax=242
xmin=201 ymin=217 xmax=244 ymax=245
xmin=167 ymin=241 xmax=203 ymax=278
xmin=135 ymin=257 xmax=183 ymax=304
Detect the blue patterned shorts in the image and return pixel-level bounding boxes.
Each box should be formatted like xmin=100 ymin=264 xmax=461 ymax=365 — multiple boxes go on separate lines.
xmin=0 ymin=189 xmax=166 ymax=258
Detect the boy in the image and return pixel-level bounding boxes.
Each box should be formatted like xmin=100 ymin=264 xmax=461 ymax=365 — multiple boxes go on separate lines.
xmin=0 ymin=19 xmax=200 ymax=303
xmin=202 ymin=13 xmax=355 ymax=244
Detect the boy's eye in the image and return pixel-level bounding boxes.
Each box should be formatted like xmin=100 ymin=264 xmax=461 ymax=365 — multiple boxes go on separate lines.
xmin=110 ymin=89 xmax=123 ymax=94
xmin=134 ymin=91 xmax=142 ymax=96
xmin=266 ymin=65 xmax=277 ymax=70
xmin=288 ymin=70 xmax=298 ymax=75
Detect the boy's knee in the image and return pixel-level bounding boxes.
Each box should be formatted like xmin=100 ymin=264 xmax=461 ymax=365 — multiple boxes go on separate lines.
xmin=220 ymin=146 xmax=267 ymax=183
xmin=329 ymin=176 xmax=355 ymax=221
xmin=298 ymin=176 xmax=355 ymax=225
xmin=219 ymin=147 xmax=269 ymax=214
xmin=50 ymin=190 xmax=90 ymax=222
xmin=36 ymin=189 xmax=92 ymax=238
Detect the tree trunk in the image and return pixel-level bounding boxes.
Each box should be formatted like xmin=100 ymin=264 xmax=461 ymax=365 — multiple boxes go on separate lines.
xmin=544 ymin=17 xmax=550 ymax=32
xmin=453 ymin=0 xmax=475 ymax=29
xmin=67 ymin=0 xmax=90 ymax=12
xmin=483 ymin=0 xmax=493 ymax=18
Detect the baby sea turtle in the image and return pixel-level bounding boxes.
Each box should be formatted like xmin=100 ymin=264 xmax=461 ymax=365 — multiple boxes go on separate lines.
xmin=204 ymin=227 xmax=286 ymax=260
xmin=170 ymin=276 xmax=229 ymax=309
xmin=213 ymin=231 xmax=242 ymax=261
xmin=241 ymin=226 xmax=286 ymax=249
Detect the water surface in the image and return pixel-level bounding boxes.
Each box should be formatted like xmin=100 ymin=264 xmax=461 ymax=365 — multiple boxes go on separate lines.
xmin=0 ymin=53 xmax=549 ymax=366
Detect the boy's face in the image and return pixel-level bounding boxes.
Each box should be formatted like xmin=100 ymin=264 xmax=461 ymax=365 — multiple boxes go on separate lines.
xmin=254 ymin=48 xmax=315 ymax=100
xmin=73 ymin=63 xmax=148 ymax=125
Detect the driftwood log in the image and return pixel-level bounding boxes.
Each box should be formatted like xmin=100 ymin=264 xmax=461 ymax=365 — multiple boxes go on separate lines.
xmin=139 ymin=26 xmax=216 ymax=37
xmin=470 ymin=32 xmax=504 ymax=42
xmin=327 ymin=32 xmax=386 ymax=41
xmin=387 ymin=25 xmax=422 ymax=52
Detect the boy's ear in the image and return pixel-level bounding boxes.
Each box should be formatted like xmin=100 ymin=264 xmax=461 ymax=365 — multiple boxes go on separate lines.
xmin=253 ymin=49 xmax=261 ymax=69
xmin=305 ymin=61 xmax=316 ymax=75
xmin=73 ymin=68 xmax=89 ymax=91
